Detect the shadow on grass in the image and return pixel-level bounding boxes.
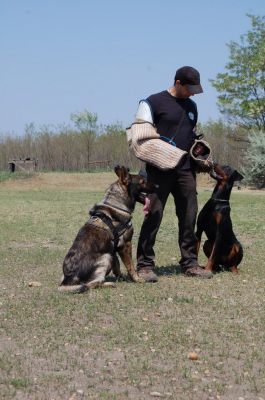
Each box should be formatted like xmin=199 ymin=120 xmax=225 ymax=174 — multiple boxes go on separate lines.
xmin=155 ymin=264 xmax=232 ymax=276
xmin=154 ymin=264 xmax=182 ymax=276
xmin=106 ymin=264 xmax=182 ymax=282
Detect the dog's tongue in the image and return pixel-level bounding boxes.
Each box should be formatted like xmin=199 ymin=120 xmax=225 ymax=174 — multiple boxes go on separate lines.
xmin=143 ymin=196 xmax=151 ymax=215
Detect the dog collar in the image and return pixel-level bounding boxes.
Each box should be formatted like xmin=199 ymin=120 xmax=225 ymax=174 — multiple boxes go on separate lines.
xmin=103 ymin=200 xmax=133 ymax=215
xmin=212 ymin=198 xmax=230 ymax=203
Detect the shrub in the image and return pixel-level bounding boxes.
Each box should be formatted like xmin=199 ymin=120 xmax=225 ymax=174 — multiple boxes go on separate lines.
xmin=243 ymin=129 xmax=265 ymax=188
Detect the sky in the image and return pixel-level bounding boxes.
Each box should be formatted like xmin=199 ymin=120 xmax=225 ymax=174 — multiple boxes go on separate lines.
xmin=0 ymin=0 xmax=264 ymax=136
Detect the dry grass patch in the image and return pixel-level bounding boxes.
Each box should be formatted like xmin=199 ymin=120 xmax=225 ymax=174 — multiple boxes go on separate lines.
xmin=0 ymin=171 xmax=115 ymax=191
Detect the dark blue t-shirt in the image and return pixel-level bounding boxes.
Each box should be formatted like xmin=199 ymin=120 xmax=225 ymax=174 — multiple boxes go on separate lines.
xmin=146 ymin=90 xmax=198 ymax=169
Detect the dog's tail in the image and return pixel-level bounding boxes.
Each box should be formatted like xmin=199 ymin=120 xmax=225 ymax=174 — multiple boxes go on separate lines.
xmin=58 ymin=275 xmax=89 ymax=294
xmin=58 ymin=283 xmax=88 ymax=293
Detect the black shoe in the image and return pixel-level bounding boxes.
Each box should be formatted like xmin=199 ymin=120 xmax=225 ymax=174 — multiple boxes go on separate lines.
xmin=137 ymin=266 xmax=158 ymax=283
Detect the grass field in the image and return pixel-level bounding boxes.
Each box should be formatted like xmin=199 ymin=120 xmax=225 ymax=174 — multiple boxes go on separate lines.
xmin=0 ymin=172 xmax=265 ymax=400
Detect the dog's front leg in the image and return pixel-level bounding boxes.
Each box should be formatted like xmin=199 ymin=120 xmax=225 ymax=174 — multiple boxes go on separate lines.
xmin=205 ymin=214 xmax=224 ymax=272
xmin=112 ymin=254 xmax=128 ymax=281
xmin=230 ymin=265 xmax=239 ymax=273
xmin=112 ymin=254 xmax=121 ymax=276
xmin=205 ymin=234 xmax=222 ymax=272
xmin=118 ymin=242 xmax=144 ymax=283
xmin=195 ymin=229 xmax=202 ymax=257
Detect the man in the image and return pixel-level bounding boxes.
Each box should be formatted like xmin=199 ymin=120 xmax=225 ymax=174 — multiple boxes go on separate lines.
xmin=135 ymin=66 xmax=213 ymax=282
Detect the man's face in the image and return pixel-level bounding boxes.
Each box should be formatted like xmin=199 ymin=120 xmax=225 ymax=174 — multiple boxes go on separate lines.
xmin=175 ymin=81 xmax=194 ymax=98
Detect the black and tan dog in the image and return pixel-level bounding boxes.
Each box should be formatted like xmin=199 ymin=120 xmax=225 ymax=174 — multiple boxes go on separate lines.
xmin=196 ymin=164 xmax=244 ymax=273
xmin=59 ymin=166 xmax=157 ymax=293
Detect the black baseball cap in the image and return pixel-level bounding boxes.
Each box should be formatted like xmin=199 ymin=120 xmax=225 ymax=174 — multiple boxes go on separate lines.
xmin=174 ymin=66 xmax=203 ymax=94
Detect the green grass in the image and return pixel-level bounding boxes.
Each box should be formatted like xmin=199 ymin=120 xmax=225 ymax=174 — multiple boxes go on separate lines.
xmin=9 ymin=378 xmax=31 ymax=389
xmin=0 ymin=173 xmax=265 ymax=399
xmin=0 ymin=171 xmax=36 ymax=182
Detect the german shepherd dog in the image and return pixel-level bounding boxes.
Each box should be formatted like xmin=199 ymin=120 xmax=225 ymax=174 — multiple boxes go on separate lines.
xmin=59 ymin=166 xmax=157 ymax=293
xmin=196 ymin=164 xmax=244 ymax=273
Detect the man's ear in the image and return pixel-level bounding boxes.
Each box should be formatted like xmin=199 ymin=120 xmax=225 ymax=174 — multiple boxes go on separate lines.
xmin=114 ymin=165 xmax=131 ymax=184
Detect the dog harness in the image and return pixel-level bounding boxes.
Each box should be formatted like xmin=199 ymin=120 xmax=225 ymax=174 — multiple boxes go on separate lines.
xmin=88 ymin=210 xmax=132 ymax=250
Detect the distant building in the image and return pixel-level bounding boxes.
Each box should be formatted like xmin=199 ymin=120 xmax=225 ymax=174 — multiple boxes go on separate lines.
xmin=8 ymin=157 xmax=38 ymax=173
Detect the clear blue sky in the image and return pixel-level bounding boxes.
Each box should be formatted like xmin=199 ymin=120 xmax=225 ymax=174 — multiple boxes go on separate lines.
xmin=1 ymin=0 xmax=264 ymax=136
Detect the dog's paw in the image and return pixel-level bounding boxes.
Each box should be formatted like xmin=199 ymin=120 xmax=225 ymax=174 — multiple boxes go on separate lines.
xmin=115 ymin=274 xmax=130 ymax=282
xmin=132 ymin=275 xmax=145 ymax=283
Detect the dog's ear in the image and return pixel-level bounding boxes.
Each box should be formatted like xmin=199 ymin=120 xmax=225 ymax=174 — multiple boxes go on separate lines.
xmin=114 ymin=165 xmax=131 ymax=184
xmin=114 ymin=165 xmax=121 ymax=176
xmin=231 ymin=170 xmax=244 ymax=182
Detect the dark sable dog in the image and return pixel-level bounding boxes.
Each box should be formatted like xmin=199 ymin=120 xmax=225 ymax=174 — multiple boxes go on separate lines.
xmin=196 ymin=164 xmax=244 ymax=273
xmin=59 ymin=166 xmax=157 ymax=293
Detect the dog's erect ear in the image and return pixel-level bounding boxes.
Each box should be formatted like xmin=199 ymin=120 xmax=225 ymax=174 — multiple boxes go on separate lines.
xmin=231 ymin=170 xmax=244 ymax=182
xmin=114 ymin=165 xmax=121 ymax=176
xmin=114 ymin=165 xmax=131 ymax=184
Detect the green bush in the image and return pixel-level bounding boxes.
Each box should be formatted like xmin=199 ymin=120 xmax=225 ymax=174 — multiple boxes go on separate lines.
xmin=243 ymin=129 xmax=265 ymax=188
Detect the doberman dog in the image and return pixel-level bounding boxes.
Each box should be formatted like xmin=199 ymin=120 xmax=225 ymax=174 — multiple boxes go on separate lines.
xmin=196 ymin=164 xmax=244 ymax=273
xmin=59 ymin=166 xmax=157 ymax=293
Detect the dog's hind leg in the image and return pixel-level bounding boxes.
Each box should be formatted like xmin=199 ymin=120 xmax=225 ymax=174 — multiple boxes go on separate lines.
xmin=59 ymin=255 xmax=116 ymax=292
xmin=84 ymin=254 xmax=116 ymax=289
xmin=226 ymin=242 xmax=243 ymax=273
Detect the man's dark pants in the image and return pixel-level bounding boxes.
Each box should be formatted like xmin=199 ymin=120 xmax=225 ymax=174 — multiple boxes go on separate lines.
xmin=137 ymin=165 xmax=198 ymax=270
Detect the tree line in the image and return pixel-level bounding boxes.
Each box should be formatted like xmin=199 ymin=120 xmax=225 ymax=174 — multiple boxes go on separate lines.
xmin=0 ymin=117 xmax=247 ymax=173
xmin=0 ymin=120 xmax=132 ymax=171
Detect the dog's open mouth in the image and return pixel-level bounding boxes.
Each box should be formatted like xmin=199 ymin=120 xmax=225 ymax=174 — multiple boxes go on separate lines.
xmin=210 ymin=170 xmax=224 ymax=181
xmin=137 ymin=192 xmax=147 ymax=205
xmin=137 ymin=193 xmax=151 ymax=215
xmin=143 ymin=196 xmax=151 ymax=215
